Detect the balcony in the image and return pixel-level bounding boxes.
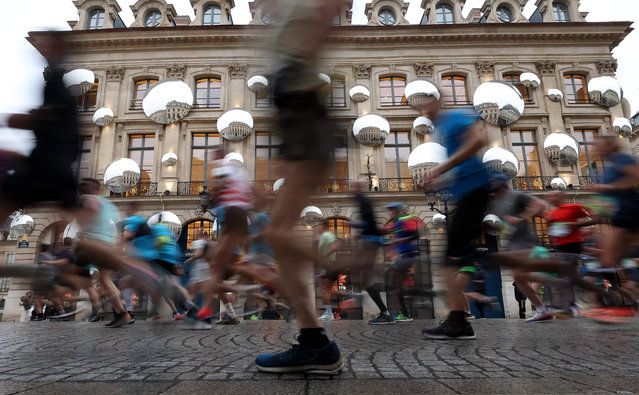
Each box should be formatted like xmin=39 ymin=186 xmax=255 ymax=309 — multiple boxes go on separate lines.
xmin=110 ymin=182 xmax=158 ymax=197
xmin=177 ymin=181 xmax=210 ymax=196
xmin=377 ymin=178 xmax=418 ymax=192
xmin=512 ymin=176 xmax=553 ymax=191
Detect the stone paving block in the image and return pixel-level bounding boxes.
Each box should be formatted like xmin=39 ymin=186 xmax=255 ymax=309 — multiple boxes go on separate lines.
xmin=35 ymin=381 xmax=173 ymax=394
xmin=308 ymin=379 xmax=456 ymax=394
xmin=438 ymin=377 xmax=595 ymax=394
xmin=163 ymin=380 xmax=305 ymax=395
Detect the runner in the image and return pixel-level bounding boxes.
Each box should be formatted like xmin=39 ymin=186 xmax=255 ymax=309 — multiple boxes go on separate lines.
xmin=317 ymin=219 xmax=342 ymax=321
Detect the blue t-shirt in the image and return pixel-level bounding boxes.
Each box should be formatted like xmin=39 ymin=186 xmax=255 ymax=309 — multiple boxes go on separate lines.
xmin=603 ymin=152 xmax=639 ymax=203
xmin=434 ymin=108 xmax=490 ymax=200
xmin=388 ymin=215 xmax=422 ymax=255
xmin=248 ymin=213 xmax=274 ymax=257
xmin=123 ymin=215 xmax=157 ymax=262
xmin=151 ymin=223 xmax=181 ymax=265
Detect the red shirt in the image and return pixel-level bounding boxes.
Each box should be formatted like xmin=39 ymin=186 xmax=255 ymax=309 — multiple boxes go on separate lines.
xmin=543 ymin=204 xmax=590 ymax=245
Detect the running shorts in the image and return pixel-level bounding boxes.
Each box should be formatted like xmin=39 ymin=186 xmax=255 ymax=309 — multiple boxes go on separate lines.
xmin=221 ymin=206 xmax=249 ymax=236
xmin=447 ymin=187 xmax=490 ymax=266
xmin=389 ymin=253 xmax=418 ymax=276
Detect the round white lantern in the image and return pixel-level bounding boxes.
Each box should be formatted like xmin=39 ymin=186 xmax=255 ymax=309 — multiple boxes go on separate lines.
xmin=143 ymin=79 xmax=194 ymax=124
xmin=405 ymin=80 xmax=441 ymax=108
xmin=432 ymin=213 xmax=446 ymax=229
xmin=483 ymin=214 xmax=502 ymax=236
xmin=519 ymin=72 xmax=540 ymax=88
xmin=300 ymin=206 xmax=323 ymax=227
xmin=547 ymin=89 xmax=563 ymax=102
xmin=62 ymin=69 xmax=95 ymax=96
xmin=543 ymin=133 xmax=579 ymax=166
xmin=474 ymin=81 xmax=525 ymax=126
xmin=217 ymin=109 xmax=254 ymax=141
xmin=407 ymin=142 xmax=447 ymax=186
xmin=147 ymin=211 xmax=182 ymax=238
xmin=588 ymin=76 xmax=622 ymax=107
xmin=613 ymin=117 xmax=632 ymax=137
xmin=550 ymin=177 xmax=567 ymax=190
xmin=349 ymin=85 xmax=370 ymax=102
xmin=318 ymin=73 xmax=331 ymax=85
xmin=10 ymin=215 xmax=34 ymax=237
xmin=352 ymin=114 xmax=390 ymax=146
xmin=104 ymin=158 xmax=141 ymax=193
xmin=161 ymin=152 xmax=178 ymax=167
xmin=273 ymin=178 xmax=285 ymax=193
xmin=224 ymin=152 xmax=244 ymax=164
xmin=92 ymin=107 xmax=114 ymax=127
xmin=482 ymin=147 xmax=520 ymax=178
xmin=247 ymin=75 xmax=268 ymax=92
xmin=413 ymin=116 xmax=435 ymax=135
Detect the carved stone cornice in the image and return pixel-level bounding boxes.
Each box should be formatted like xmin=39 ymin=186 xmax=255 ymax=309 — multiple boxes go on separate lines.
xmin=105 ymin=65 xmax=125 ymax=81
xmin=535 ymin=60 xmax=556 ymax=74
xmin=414 ymin=62 xmax=434 ymax=77
xmin=166 ymin=63 xmax=187 ymax=79
xmin=353 ymin=64 xmax=372 ymax=79
xmin=475 ymin=61 xmax=495 ymax=75
xmin=596 ymin=58 xmax=617 ymax=75
xmin=228 ymin=64 xmax=247 ymax=78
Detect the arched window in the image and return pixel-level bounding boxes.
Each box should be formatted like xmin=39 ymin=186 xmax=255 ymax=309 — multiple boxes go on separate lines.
xmin=195 ymin=77 xmax=221 ymax=108
xmin=144 ymin=9 xmax=162 ymax=27
xmin=326 ymin=217 xmax=352 ymax=240
xmin=131 ymin=78 xmax=158 ymax=109
xmin=496 ymin=5 xmax=513 ymax=23
xmin=203 ymin=5 xmax=222 ymax=25
xmin=503 ymin=73 xmax=532 ymax=104
xmin=436 ymin=4 xmax=455 ymax=24
xmin=563 ymin=74 xmax=589 ymax=104
xmin=76 ymin=79 xmax=99 ymax=110
xmin=553 ymin=2 xmax=570 ymax=22
xmin=87 ymin=8 xmax=105 ymax=29
xmin=378 ymin=8 xmax=396 ymax=26
xmin=184 ymin=219 xmax=216 ymax=250
xmin=379 ymin=76 xmax=406 ymax=106
xmin=326 ymin=77 xmax=346 ymax=108
xmin=441 ymin=75 xmax=469 ymax=105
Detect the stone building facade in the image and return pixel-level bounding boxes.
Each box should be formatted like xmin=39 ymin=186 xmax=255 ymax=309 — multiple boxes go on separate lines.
xmin=0 ymin=0 xmax=634 ymax=321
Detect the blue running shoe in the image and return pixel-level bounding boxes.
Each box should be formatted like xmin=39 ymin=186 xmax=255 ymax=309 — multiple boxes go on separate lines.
xmin=255 ymin=341 xmax=342 ymax=375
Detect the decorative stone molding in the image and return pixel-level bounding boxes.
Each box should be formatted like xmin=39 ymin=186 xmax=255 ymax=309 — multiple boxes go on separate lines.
xmin=116 ymin=123 xmax=124 ymax=142
xmin=353 ymin=64 xmax=372 ymax=79
xmin=105 ymin=65 xmax=125 ymax=81
xmin=475 ymin=61 xmax=495 ymax=75
xmin=414 ymin=62 xmax=434 ymax=77
xmin=535 ymin=60 xmax=556 ymax=75
xmin=166 ymin=63 xmax=186 ymax=79
xmin=228 ymin=64 xmax=247 ymax=78
xmin=596 ymin=59 xmax=618 ymax=75
xmin=563 ymin=117 xmax=571 ymax=132
xmin=332 ymin=202 xmax=342 ymax=216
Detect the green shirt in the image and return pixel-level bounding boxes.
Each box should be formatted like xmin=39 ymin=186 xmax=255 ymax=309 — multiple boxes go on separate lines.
xmin=318 ymin=231 xmax=337 ymax=262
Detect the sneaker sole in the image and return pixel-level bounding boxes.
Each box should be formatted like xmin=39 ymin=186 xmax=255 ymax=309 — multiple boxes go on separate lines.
xmin=395 ymin=319 xmax=413 ymax=323
xmin=525 ymin=316 xmax=556 ymax=323
xmin=422 ymin=333 xmax=476 ymax=340
xmin=256 ymin=361 xmax=343 ymax=376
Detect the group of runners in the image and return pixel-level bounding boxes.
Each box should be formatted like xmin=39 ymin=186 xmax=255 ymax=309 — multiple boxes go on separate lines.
xmin=1 ymin=0 xmax=639 ymax=377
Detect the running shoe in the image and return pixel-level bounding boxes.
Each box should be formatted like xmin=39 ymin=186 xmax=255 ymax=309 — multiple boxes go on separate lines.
xmin=105 ymin=312 xmax=134 ymax=328
xmin=368 ymin=313 xmax=395 ymax=325
xmin=333 ymin=313 xmax=341 ymax=320
xmin=464 ymin=312 xmax=476 ymax=320
xmin=173 ymin=313 xmax=187 ymax=321
xmin=87 ymin=306 xmax=103 ymax=322
xmin=393 ymin=313 xmax=414 ymax=322
xmin=525 ymin=311 xmax=555 ymax=322
xmin=422 ymin=320 xmax=476 ymax=340
xmin=319 ymin=312 xmax=334 ymax=321
xmin=579 ymin=306 xmax=637 ymax=323
xmin=216 ymin=312 xmax=240 ymax=325
xmin=255 ymin=340 xmax=342 ymax=375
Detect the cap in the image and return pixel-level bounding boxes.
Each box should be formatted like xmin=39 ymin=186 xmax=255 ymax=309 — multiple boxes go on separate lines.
xmin=385 ymin=202 xmax=403 ymax=209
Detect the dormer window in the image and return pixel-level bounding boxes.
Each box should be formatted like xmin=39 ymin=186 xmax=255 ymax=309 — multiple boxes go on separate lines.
xmin=553 ymin=2 xmax=570 ymax=22
xmin=261 ymin=12 xmax=273 ymax=24
xmin=144 ymin=9 xmax=162 ymax=27
xmin=496 ymin=5 xmax=513 ymax=23
xmin=87 ymin=8 xmax=105 ymax=29
xmin=436 ymin=4 xmax=454 ymax=24
xmin=378 ymin=8 xmax=396 ymax=26
xmin=203 ymin=5 xmax=222 ymax=25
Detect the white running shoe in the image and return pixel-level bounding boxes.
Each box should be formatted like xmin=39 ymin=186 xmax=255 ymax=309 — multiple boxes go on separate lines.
xmin=319 ymin=312 xmax=334 ymax=321
xmin=525 ymin=311 xmax=555 ymax=322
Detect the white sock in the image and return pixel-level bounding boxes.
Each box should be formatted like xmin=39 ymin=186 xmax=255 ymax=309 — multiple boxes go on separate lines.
xmin=536 ymin=305 xmax=549 ymax=313
xmin=324 ymin=305 xmax=333 ymax=315
xmin=225 ymin=303 xmax=236 ymax=318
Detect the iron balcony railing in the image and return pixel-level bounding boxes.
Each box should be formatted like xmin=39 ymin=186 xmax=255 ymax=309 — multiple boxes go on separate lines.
xmin=512 ymin=176 xmax=553 ymax=191
xmin=177 ymin=181 xmax=210 ymax=196
xmin=110 ymin=182 xmax=158 ymax=197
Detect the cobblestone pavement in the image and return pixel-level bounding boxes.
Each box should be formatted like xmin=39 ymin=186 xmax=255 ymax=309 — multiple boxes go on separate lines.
xmin=1 ymin=319 xmax=639 ymax=394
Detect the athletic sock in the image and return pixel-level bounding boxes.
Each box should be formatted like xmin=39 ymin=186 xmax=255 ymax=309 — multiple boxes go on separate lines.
xmin=225 ymin=303 xmax=236 ymax=318
xmin=324 ymin=305 xmax=333 ymax=315
xmin=298 ymin=327 xmax=330 ymax=349
xmin=366 ymin=287 xmax=388 ymax=313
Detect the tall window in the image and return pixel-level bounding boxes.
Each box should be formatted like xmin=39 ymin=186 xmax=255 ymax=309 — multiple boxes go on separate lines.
xmin=195 ymin=77 xmax=221 ymax=108
xmin=0 ymin=254 xmax=14 ymax=293
xmin=190 ymin=132 xmax=221 ymax=182
xmin=384 ymin=131 xmax=411 ymax=191
xmin=255 ymin=132 xmax=284 ymax=185
xmin=255 ymin=88 xmax=270 ymax=108
xmin=71 ymin=136 xmax=92 ymax=182
xmin=553 ymin=2 xmax=570 ymax=22
xmin=511 ymin=130 xmax=544 ymax=190
xmin=185 ymin=219 xmax=215 ymax=249
xmin=144 ymin=10 xmax=162 ymax=27
xmin=573 ymin=129 xmax=604 ymax=178
xmin=529 ymin=217 xmax=549 ymax=247
xmin=128 ymin=134 xmax=156 ymax=181
xmin=76 ymin=80 xmax=98 ymax=110
xmin=379 ymin=76 xmax=406 ymax=106
xmin=203 ymin=5 xmax=222 ymax=25
xmin=330 ymin=131 xmax=348 ymax=179
xmin=87 ymin=8 xmax=105 ymax=29
xmin=564 ymin=74 xmax=589 ymax=104
xmin=436 ymin=4 xmax=455 ymax=24
xmin=326 ymin=218 xmax=352 ymax=240
xmin=441 ymin=75 xmax=469 ymax=105
xmin=132 ymin=79 xmax=158 ymax=109
xmin=503 ymin=73 xmax=532 ymax=103
xmin=326 ymin=78 xmax=346 ymax=108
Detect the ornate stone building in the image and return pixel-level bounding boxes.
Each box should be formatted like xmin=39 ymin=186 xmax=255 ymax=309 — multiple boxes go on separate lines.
xmin=0 ymin=0 xmax=634 ymax=321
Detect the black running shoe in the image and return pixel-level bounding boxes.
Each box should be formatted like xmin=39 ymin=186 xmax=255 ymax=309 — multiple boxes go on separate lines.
xmin=422 ymin=320 xmax=476 ymax=340
xmin=368 ymin=313 xmax=395 ymax=325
